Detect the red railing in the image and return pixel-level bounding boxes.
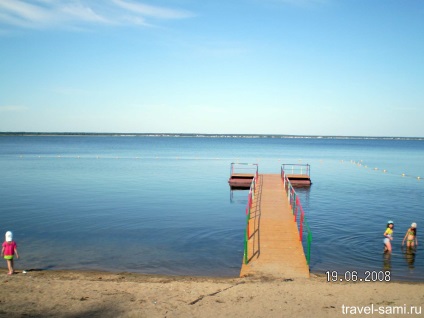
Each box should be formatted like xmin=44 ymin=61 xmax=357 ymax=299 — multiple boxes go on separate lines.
xmin=281 ymin=168 xmax=312 ymax=265
xmin=243 ymin=166 xmax=311 ymax=266
xmin=243 ymin=172 xmax=257 ymax=264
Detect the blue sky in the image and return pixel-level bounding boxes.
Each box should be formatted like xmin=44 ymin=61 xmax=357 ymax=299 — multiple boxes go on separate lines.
xmin=1 ymin=0 xmax=423 ymax=137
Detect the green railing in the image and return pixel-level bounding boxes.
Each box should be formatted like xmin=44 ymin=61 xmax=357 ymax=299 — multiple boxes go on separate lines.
xmin=242 ymin=167 xmax=312 ymax=266
xmin=243 ymin=173 xmax=257 ymax=265
xmin=281 ymin=168 xmax=312 ymax=265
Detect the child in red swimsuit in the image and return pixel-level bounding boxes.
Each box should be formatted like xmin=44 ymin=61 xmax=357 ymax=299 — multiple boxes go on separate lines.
xmin=1 ymin=231 xmax=19 ymax=275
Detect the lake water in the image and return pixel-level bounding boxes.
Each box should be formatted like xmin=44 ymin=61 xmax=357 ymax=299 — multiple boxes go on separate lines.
xmin=0 ymin=135 xmax=423 ymax=281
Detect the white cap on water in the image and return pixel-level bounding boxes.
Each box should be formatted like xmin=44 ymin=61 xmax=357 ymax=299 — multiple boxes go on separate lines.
xmin=5 ymin=231 xmax=13 ymax=242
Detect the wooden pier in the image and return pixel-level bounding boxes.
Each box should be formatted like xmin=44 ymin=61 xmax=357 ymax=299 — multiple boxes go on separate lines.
xmin=240 ymin=174 xmax=310 ymax=278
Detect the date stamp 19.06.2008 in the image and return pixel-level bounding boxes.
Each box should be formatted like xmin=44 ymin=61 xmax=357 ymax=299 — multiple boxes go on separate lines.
xmin=325 ymin=270 xmax=391 ymax=282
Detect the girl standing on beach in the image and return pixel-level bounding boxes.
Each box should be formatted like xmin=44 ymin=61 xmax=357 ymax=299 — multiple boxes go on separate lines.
xmin=402 ymin=223 xmax=418 ymax=248
xmin=1 ymin=231 xmax=19 ymax=275
xmin=383 ymin=221 xmax=394 ymax=253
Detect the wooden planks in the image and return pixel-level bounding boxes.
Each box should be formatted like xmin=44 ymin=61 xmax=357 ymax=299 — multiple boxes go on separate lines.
xmin=286 ymin=174 xmax=312 ymax=186
xmin=240 ymin=174 xmax=310 ymax=278
xmin=228 ymin=173 xmax=256 ymax=188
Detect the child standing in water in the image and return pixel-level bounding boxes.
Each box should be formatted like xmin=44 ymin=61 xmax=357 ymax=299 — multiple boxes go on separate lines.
xmin=383 ymin=221 xmax=394 ymax=253
xmin=1 ymin=231 xmax=19 ymax=275
xmin=402 ymin=223 xmax=418 ymax=248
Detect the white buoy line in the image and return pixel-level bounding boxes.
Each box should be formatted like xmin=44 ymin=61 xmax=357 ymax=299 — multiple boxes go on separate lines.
xmin=17 ymin=155 xmax=240 ymax=161
xmin=17 ymin=155 xmax=306 ymax=164
xmin=348 ymin=160 xmax=421 ymax=181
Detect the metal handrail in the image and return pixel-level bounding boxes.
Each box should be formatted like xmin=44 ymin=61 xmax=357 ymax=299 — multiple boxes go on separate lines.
xmin=230 ymin=163 xmax=258 ymax=176
xmin=243 ymin=174 xmax=257 ymax=265
xmin=243 ymin=167 xmax=311 ymax=266
xmin=281 ymin=163 xmax=310 ymax=177
xmin=281 ymin=168 xmax=312 ymax=265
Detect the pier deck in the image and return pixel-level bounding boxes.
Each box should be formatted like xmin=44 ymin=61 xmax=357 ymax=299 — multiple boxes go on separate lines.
xmin=286 ymin=174 xmax=312 ymax=186
xmin=228 ymin=173 xmax=255 ymax=188
xmin=228 ymin=163 xmax=258 ymax=188
xmin=240 ymin=174 xmax=310 ymax=278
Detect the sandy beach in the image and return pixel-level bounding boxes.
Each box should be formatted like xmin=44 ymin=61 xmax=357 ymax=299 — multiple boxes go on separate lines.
xmin=1 ymin=270 xmax=423 ymax=317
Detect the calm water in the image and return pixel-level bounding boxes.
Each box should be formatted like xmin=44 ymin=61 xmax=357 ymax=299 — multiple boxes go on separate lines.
xmin=0 ymin=136 xmax=423 ymax=280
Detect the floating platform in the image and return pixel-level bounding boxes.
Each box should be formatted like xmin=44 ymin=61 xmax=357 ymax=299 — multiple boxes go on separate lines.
xmin=228 ymin=173 xmax=255 ymax=188
xmin=286 ymin=174 xmax=312 ymax=186
xmin=282 ymin=164 xmax=312 ymax=187
xmin=228 ymin=163 xmax=258 ymax=189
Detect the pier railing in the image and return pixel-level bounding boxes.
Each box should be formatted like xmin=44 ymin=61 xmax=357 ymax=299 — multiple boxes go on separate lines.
xmin=242 ymin=167 xmax=312 ymax=266
xmin=243 ymin=173 xmax=257 ymax=265
xmin=281 ymin=168 xmax=312 ymax=265
xmin=281 ymin=163 xmax=310 ymax=177
xmin=230 ymin=162 xmax=258 ymax=177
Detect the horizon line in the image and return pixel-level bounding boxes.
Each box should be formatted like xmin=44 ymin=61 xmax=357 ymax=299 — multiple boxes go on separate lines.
xmin=1 ymin=132 xmax=423 ymax=140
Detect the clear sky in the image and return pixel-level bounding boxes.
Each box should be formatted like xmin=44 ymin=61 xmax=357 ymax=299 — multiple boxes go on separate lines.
xmin=1 ymin=0 xmax=423 ymax=137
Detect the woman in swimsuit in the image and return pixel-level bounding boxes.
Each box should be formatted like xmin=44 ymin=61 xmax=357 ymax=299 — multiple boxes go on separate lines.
xmin=383 ymin=221 xmax=394 ymax=253
xmin=402 ymin=222 xmax=418 ymax=248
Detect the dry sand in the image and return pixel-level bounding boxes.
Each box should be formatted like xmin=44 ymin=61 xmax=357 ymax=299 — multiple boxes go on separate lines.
xmin=1 ymin=270 xmax=423 ymax=317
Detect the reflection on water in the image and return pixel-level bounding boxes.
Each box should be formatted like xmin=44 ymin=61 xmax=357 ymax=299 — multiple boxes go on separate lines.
xmin=383 ymin=252 xmax=392 ymax=271
xmin=291 ymin=186 xmax=311 ymax=208
xmin=402 ymin=247 xmax=417 ymax=270
xmin=230 ymin=188 xmax=249 ymax=204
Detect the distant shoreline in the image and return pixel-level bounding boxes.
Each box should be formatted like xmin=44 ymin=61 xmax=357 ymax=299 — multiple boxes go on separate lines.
xmin=1 ymin=132 xmax=423 ymax=140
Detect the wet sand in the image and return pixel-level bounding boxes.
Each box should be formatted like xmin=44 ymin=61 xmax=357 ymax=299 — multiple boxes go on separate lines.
xmin=1 ymin=270 xmax=423 ymax=317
